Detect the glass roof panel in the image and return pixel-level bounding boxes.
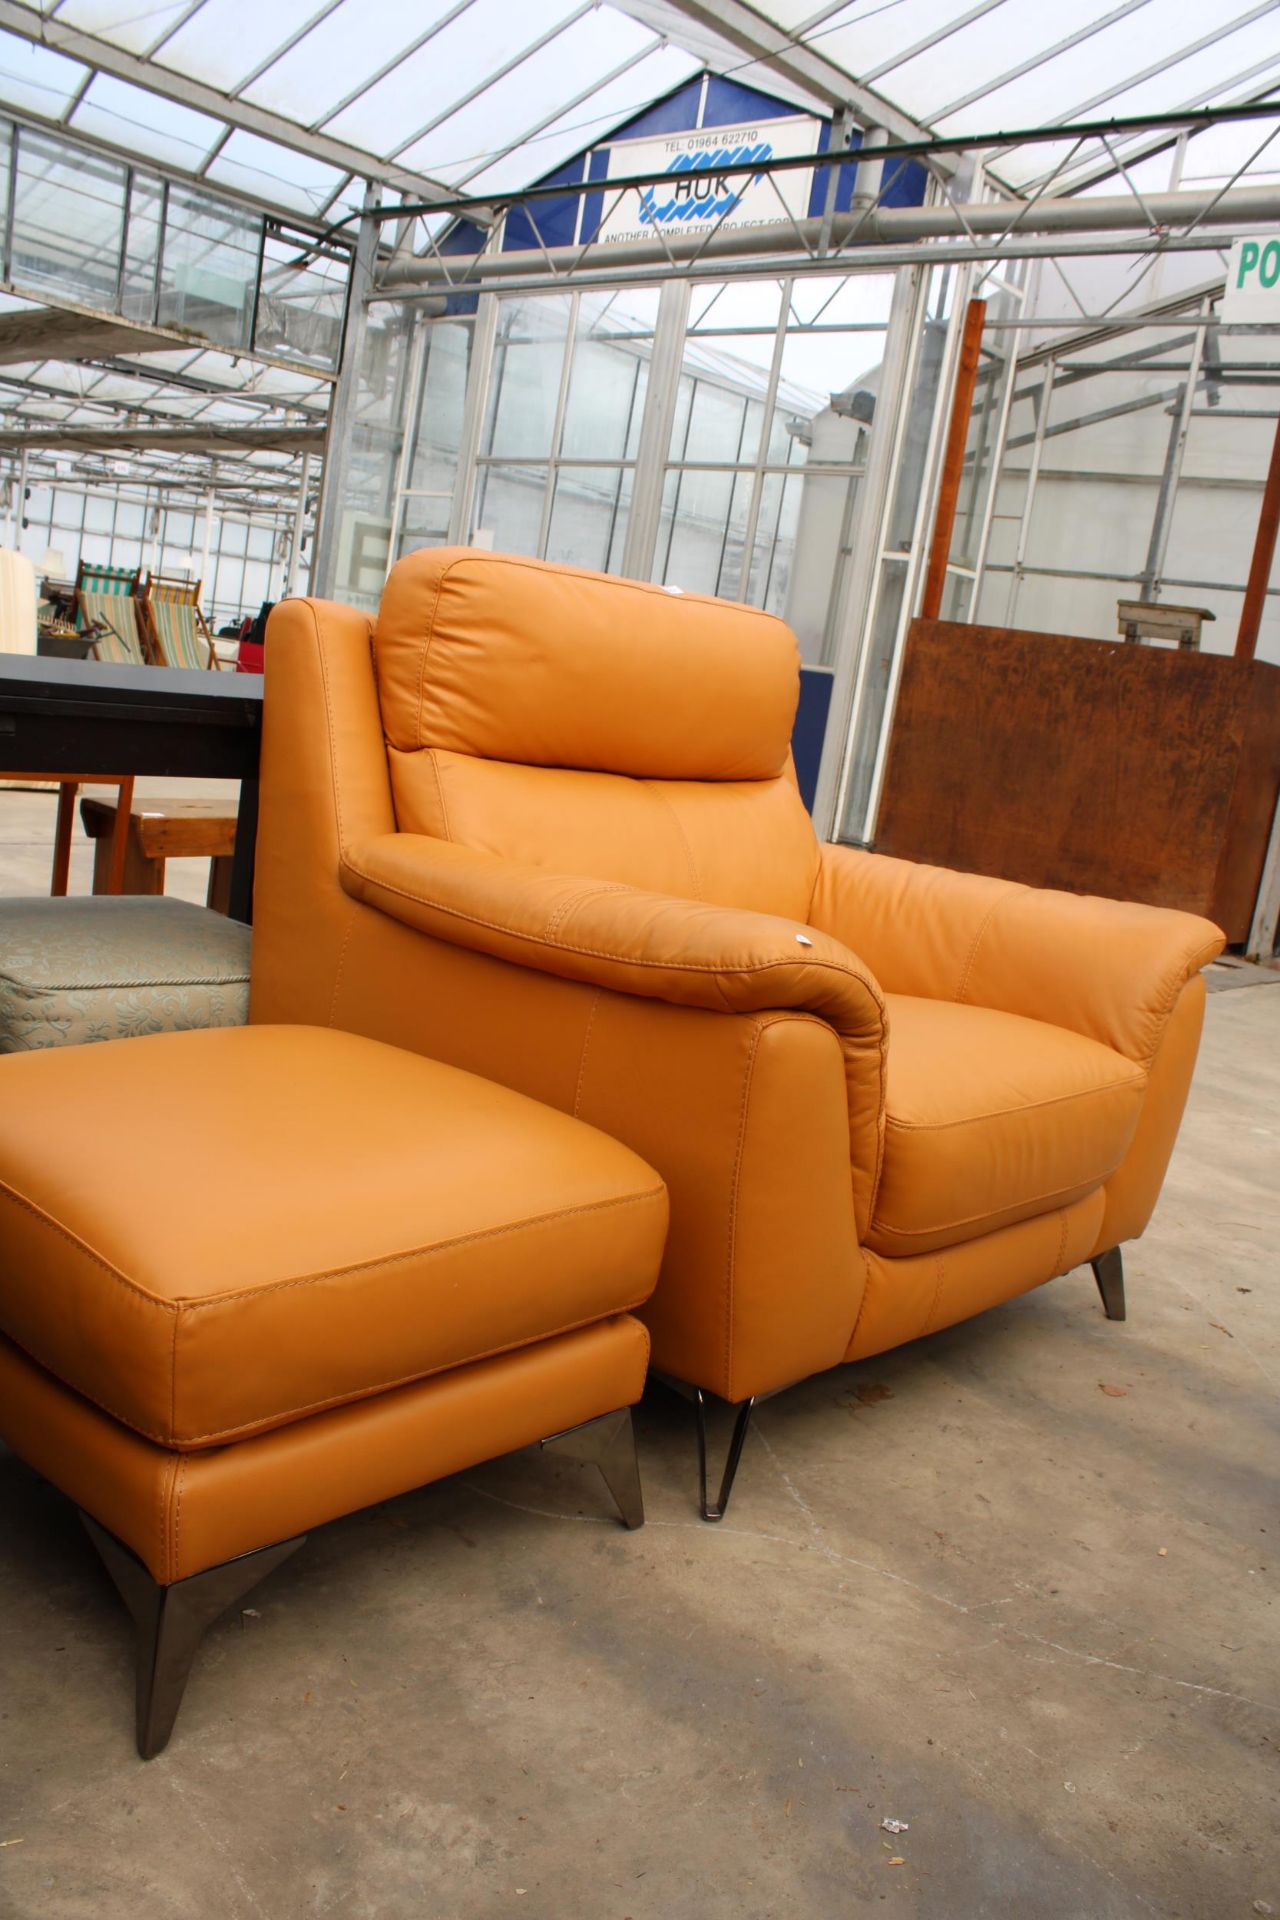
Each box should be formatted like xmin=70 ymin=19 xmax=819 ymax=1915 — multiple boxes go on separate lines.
xmin=1173 ymin=107 xmax=1280 ymax=187
xmin=817 ymin=0 xmax=1008 ymax=87
xmin=205 ymin=129 xmax=347 ymax=214
xmin=0 ymin=29 xmax=87 ymax=117
xmin=1060 ymin=14 xmax=1280 ymax=127
xmin=151 ymin=0 xmax=340 ymax=95
xmin=321 ymin=0 xmax=586 ymax=156
xmin=241 ymin=0 xmax=469 ymax=128
xmin=943 ymin=4 xmax=1280 ymax=138
xmin=458 ymin=44 xmax=700 ymax=197
xmin=880 ymin=0 xmax=1154 ymax=123
xmin=55 ymin=0 xmax=195 ymax=57
xmin=70 ymin=73 xmax=225 ymax=171
xmin=401 ymin=10 xmax=656 ymax=179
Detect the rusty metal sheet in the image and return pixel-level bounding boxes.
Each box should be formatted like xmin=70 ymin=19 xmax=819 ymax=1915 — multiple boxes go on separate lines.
xmin=874 ymin=620 xmax=1280 ymax=942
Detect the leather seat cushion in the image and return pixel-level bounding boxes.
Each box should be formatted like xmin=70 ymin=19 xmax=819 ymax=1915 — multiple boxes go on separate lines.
xmin=867 ymin=996 xmax=1147 ymax=1258
xmin=0 ymin=1025 xmax=666 ymax=1451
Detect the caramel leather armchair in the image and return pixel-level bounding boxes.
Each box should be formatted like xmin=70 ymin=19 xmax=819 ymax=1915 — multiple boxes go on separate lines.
xmin=252 ymin=549 xmax=1223 ymax=1517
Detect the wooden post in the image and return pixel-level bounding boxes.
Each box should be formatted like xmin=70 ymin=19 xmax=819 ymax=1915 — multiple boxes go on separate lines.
xmin=921 ymin=297 xmax=987 ymax=621
xmin=1237 ymin=411 xmax=1280 ymax=663
xmin=50 ymin=780 xmax=77 ymax=895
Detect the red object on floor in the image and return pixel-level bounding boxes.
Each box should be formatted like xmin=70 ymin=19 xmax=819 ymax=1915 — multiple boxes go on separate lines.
xmin=236 ymin=640 xmax=265 ymax=674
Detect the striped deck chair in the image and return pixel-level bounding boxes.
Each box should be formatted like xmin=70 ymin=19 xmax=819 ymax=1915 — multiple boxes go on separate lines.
xmin=75 ymin=563 xmax=148 ymax=666
xmin=139 ymin=572 xmax=221 ymax=671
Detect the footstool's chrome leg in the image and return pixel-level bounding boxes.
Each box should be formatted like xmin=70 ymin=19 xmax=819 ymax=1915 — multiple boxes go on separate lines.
xmin=542 ymin=1407 xmax=644 ymax=1529
xmin=80 ymin=1513 xmax=306 ymax=1759
xmin=1091 ymin=1246 xmax=1126 ymax=1322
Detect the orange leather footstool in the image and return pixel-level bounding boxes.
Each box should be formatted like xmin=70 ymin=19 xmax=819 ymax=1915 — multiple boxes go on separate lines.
xmin=0 ymin=1024 xmax=667 ymax=1757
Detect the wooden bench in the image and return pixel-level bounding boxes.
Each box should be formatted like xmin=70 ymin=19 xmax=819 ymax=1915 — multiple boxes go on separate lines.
xmin=79 ymin=791 xmax=238 ymax=914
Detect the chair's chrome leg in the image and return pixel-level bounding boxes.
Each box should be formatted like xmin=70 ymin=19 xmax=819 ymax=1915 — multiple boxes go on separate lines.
xmin=1091 ymin=1246 xmax=1126 ymax=1322
xmin=694 ymin=1388 xmax=756 ymax=1524
xmin=542 ymin=1407 xmax=644 ymax=1529
xmin=80 ymin=1512 xmax=306 ymax=1759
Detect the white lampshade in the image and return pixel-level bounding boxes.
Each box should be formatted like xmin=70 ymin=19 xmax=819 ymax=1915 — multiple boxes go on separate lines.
xmin=39 ymin=547 xmax=67 ymax=577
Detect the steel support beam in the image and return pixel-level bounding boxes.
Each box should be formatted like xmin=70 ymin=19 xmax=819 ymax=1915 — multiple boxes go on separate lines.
xmin=637 ymin=0 xmax=940 ymax=148
xmin=0 ymin=425 xmax=325 ymax=452
xmin=310 ymin=188 xmax=378 ymax=599
xmin=376 ymin=182 xmax=1280 ymax=291
xmin=0 ymin=0 xmax=457 ymax=208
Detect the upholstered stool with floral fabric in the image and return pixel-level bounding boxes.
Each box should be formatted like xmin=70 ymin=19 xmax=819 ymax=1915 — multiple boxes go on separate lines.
xmin=0 ymin=897 xmax=250 ymax=1052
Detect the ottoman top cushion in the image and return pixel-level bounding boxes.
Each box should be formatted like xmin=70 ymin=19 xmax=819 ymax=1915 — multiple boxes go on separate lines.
xmin=0 ymin=1025 xmax=666 ymax=1450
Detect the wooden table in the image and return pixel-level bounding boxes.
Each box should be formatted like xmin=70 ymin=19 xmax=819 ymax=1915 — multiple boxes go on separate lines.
xmin=0 ymin=655 xmax=262 ymax=922
xmin=80 ymin=791 xmax=239 ymax=914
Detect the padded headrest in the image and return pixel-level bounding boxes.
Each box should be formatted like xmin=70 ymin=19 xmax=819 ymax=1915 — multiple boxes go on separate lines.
xmin=373 ymin=548 xmax=799 ymax=780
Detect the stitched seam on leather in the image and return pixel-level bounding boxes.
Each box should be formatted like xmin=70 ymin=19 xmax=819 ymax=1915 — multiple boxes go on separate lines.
xmin=1054 ymin=1207 xmax=1069 ymax=1276
xmin=427 ymin=748 xmax=453 ymax=842
xmin=314 ymin=599 xmax=345 ymax=850
xmin=344 ymin=859 xmax=885 ymax=1018
xmin=573 ymin=990 xmax=601 ymax=1117
xmin=314 ymin=610 xmax=364 ymax=1028
xmin=1133 ymin=938 xmax=1221 ymax=1068
xmin=885 ymin=1074 xmax=1146 ymax=1130
xmin=0 ymin=1179 xmax=175 ymax=1311
xmin=723 ymin=1017 xmax=769 ymax=1395
xmin=848 ymin=1250 xmax=878 ymax=1350
xmin=0 ymin=1172 xmax=662 ymax=1320
xmin=871 ymin=1173 xmax=1113 ymax=1237
xmin=955 ymin=886 xmax=1021 ymax=1003
xmin=327 ymin=911 xmax=355 ymax=1028
xmin=173 ymin=1454 xmax=187 ymax=1583
xmin=641 ymin=781 xmax=704 ymax=901
xmin=171 ymin=1299 xmax=659 ymax=1448
xmin=181 ymin=1182 xmax=667 ymax=1314
xmin=921 ymin=1253 xmax=948 ymax=1337
xmin=158 ymin=1451 xmax=170 ymax=1584
xmin=544 ymin=882 xmax=631 ymax=942
xmin=414 ymin=561 xmax=450 ymax=748
xmin=863 ymin=1016 xmax=890 ymax=1230
xmin=0 ymin=1288 xmax=658 ymax=1452
xmin=0 ymin=1322 xmax=169 ymax=1450
xmin=422 ymin=549 xmax=790 ymax=633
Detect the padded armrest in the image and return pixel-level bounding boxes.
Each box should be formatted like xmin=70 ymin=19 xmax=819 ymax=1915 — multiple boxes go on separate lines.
xmin=343 ymin=834 xmax=889 ymax=1227
xmin=344 ymin=833 xmax=884 ymax=1037
xmin=811 ymin=845 xmax=1223 ymax=1067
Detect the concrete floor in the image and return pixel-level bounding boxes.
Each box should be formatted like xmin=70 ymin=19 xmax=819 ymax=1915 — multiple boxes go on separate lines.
xmin=0 ymin=793 xmax=1276 ymax=1919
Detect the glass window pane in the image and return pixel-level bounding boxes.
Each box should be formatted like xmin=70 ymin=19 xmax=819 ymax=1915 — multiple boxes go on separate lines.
xmin=163 ymin=508 xmax=195 ymax=548
xmin=677 ymin=382 xmax=749 ymax=465
xmin=482 ymin=296 xmax=572 ymax=461
xmin=399 ymin=492 xmax=452 ymax=560
xmin=11 ymin=128 xmax=127 ymax=308
xmin=408 ymin=320 xmax=474 ymax=496
xmin=158 ymin=188 xmax=261 ymax=351
xmin=657 ymin=466 xmax=737 ymax=596
xmin=121 ymin=175 xmax=163 ymax=324
xmin=472 ymin=464 xmax=547 ymax=556
xmin=545 ymin=466 xmax=633 ymax=575
xmin=254 ymin=227 xmax=347 ymax=370
xmin=715 ymin=470 xmax=755 ymax=599
xmin=561 ymin=339 xmax=644 ymax=463
xmin=689 ymin=279 xmax=783 ymax=346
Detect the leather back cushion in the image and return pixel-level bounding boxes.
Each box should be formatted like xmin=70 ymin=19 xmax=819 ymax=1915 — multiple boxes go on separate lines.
xmin=376 ymin=549 xmax=818 ymax=917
